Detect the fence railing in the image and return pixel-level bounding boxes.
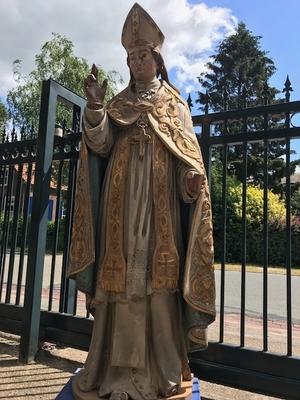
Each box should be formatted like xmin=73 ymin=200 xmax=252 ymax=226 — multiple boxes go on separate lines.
xmin=0 ymin=80 xmax=87 ymax=362
xmin=189 ymin=83 xmax=300 ymax=398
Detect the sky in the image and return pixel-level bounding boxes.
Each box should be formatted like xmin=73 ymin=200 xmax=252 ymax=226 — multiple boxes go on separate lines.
xmin=0 ymin=0 xmax=300 ymax=107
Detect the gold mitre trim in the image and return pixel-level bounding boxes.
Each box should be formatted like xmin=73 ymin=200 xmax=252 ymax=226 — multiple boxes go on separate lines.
xmin=122 ymin=3 xmax=165 ymax=53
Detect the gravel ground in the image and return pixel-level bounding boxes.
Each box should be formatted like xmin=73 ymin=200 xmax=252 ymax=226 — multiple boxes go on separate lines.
xmin=0 ymin=330 xmax=283 ymax=400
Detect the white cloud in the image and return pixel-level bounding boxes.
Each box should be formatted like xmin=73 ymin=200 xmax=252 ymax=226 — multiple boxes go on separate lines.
xmin=0 ymin=0 xmax=237 ymax=100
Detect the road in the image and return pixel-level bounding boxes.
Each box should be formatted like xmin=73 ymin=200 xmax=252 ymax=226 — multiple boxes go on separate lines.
xmin=215 ymin=269 xmax=300 ymax=323
xmin=2 ymin=254 xmax=300 ymax=323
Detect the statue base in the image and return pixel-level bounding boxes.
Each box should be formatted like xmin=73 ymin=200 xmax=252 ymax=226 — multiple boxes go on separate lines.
xmin=56 ymin=372 xmax=200 ymax=400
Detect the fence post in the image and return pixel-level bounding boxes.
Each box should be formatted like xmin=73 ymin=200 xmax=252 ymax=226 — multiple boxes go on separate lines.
xmin=19 ymin=80 xmax=56 ymax=363
xmin=200 ymin=118 xmax=211 ymax=183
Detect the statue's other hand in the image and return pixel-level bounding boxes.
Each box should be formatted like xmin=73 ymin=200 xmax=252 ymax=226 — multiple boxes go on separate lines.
xmin=186 ymin=171 xmax=204 ymax=196
xmin=84 ymin=64 xmax=108 ymax=105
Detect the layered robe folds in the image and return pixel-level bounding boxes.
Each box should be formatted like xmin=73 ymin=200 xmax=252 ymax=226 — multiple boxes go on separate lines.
xmin=67 ymin=78 xmax=216 ymax=400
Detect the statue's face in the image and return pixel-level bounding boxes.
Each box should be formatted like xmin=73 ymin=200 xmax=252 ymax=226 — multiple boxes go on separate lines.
xmin=128 ymin=46 xmax=158 ymax=82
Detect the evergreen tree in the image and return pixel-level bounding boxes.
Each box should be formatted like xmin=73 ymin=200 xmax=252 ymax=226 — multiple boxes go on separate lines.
xmin=197 ymin=22 xmax=299 ymax=193
xmin=291 ymin=184 xmax=300 ymax=216
xmin=197 ymin=22 xmax=277 ymax=111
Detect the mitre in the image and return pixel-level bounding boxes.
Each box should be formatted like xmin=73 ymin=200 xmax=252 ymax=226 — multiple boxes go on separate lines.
xmin=122 ymin=3 xmax=165 ymax=53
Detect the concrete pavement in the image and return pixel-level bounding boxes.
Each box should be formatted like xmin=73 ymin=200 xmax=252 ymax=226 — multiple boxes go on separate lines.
xmin=0 ymin=331 xmax=280 ymax=400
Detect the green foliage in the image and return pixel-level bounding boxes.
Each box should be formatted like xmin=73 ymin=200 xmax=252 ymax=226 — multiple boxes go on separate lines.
xmin=229 ymin=184 xmax=286 ymax=226
xmin=291 ymin=186 xmax=300 ymax=216
xmin=210 ymin=150 xmax=239 ymax=233
xmin=0 ymin=214 xmax=66 ymax=252
xmin=45 ymin=218 xmax=66 ymax=252
xmin=197 ymin=22 xmax=278 ymax=111
xmin=7 ymin=32 xmax=122 ymax=129
xmin=226 ymin=143 xmax=299 ymax=196
xmin=218 ymin=220 xmax=300 ymax=267
xmin=212 ymin=180 xmax=300 ymax=266
xmin=0 ymin=100 xmax=8 ymax=130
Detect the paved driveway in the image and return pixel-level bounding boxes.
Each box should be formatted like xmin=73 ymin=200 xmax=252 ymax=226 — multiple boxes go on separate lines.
xmin=215 ymin=269 xmax=300 ymax=323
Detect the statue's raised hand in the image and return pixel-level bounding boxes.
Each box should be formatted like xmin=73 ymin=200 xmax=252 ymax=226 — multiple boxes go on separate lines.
xmin=84 ymin=64 xmax=108 ymax=106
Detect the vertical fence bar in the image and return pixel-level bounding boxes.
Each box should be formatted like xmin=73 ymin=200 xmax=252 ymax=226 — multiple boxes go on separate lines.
xmin=48 ymin=160 xmax=64 ymax=311
xmin=19 ymin=80 xmax=57 ymax=363
xmin=284 ymin=91 xmax=293 ymax=357
xmin=16 ymin=163 xmax=33 ymax=305
xmin=73 ymin=288 xmax=78 ymax=316
xmin=0 ymin=165 xmax=14 ymax=300
xmin=219 ymin=144 xmax=227 ymax=343
xmin=59 ymin=158 xmax=77 ymax=314
xmin=200 ymin=118 xmax=212 ymax=181
xmin=71 ymin=104 xmax=81 ymax=317
xmin=262 ymin=140 xmax=269 ymax=352
xmin=0 ymin=166 xmax=6 ymax=213
xmin=5 ymin=164 xmax=23 ymax=303
xmin=285 ymin=137 xmax=292 ymax=357
xmin=240 ymin=142 xmax=247 ymax=347
xmin=219 ymin=93 xmax=229 ymax=343
xmin=65 ymin=158 xmax=77 ymax=315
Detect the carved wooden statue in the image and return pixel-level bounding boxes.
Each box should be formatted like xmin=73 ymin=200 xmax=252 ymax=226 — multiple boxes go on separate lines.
xmin=68 ymin=3 xmax=215 ymax=400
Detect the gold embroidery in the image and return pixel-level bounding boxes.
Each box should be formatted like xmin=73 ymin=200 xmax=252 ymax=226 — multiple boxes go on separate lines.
xmin=133 ymin=100 xmax=154 ymax=112
xmin=188 ymin=327 xmax=207 ymax=348
xmin=183 ymin=183 xmax=216 ymax=315
xmin=152 ymin=91 xmax=201 ymax=162
xmin=107 ymin=83 xmax=201 ymax=165
xmin=68 ymin=139 xmax=95 ymax=276
xmin=99 ymin=135 xmax=129 ymax=292
xmin=99 ymin=125 xmax=180 ymax=292
xmin=151 ymin=135 xmax=179 ymax=289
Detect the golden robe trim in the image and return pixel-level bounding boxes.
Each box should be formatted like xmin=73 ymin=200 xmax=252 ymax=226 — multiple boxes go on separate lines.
xmin=99 ymin=132 xmax=180 ymax=292
xmin=151 ymin=135 xmax=179 ymax=289
xmin=68 ymin=139 xmax=95 ymax=276
xmin=99 ymin=135 xmax=129 ymax=292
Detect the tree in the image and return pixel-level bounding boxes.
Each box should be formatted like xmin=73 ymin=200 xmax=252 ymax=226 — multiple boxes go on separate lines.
xmin=0 ymin=100 xmax=8 ymax=132
xmin=7 ymin=33 xmax=122 ymax=129
xmin=291 ymin=185 xmax=300 ymax=216
xmin=197 ymin=22 xmax=300 ymax=193
xmin=197 ymin=22 xmax=277 ymax=111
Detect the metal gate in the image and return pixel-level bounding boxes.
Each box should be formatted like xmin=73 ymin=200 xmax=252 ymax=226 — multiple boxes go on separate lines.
xmin=189 ymin=82 xmax=300 ymax=398
xmin=0 ymin=79 xmax=299 ymax=398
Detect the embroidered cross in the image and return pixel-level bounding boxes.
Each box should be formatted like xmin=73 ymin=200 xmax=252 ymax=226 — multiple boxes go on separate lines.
xmin=107 ymin=258 xmax=120 ymax=272
xmin=157 ymin=253 xmax=176 ymax=277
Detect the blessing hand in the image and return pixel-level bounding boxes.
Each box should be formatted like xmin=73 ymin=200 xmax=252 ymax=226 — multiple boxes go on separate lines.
xmin=84 ymin=64 xmax=108 ymax=107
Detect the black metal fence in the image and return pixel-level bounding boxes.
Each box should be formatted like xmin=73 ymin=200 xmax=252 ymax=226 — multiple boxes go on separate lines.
xmin=0 ymin=80 xmax=88 ymax=362
xmin=0 ymin=79 xmax=300 ymax=398
xmin=189 ymin=79 xmax=300 ymax=398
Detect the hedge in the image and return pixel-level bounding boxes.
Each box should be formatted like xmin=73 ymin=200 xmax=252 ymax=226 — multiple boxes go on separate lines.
xmin=213 ymin=184 xmax=300 ymax=267
xmin=0 ymin=216 xmax=66 ymax=253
